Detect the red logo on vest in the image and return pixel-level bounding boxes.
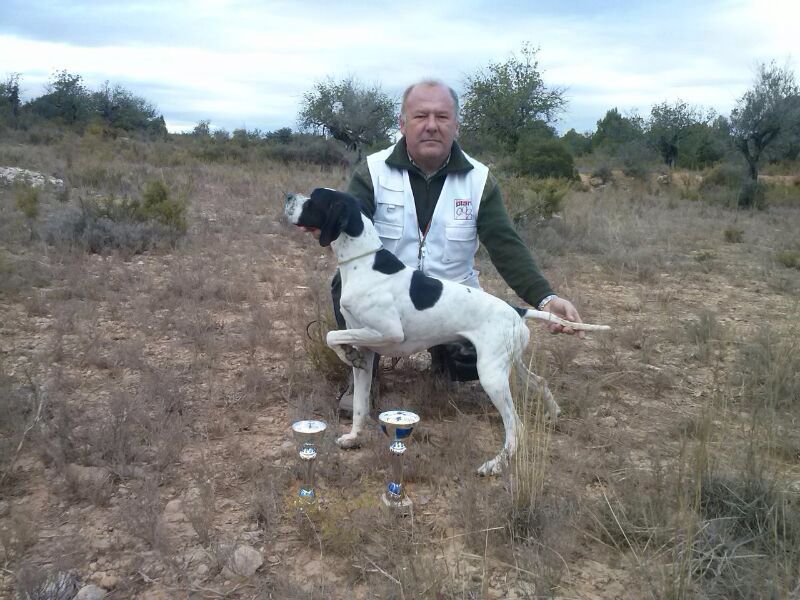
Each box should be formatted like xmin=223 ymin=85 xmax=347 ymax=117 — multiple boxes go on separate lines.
xmin=454 ymin=199 xmax=473 ymax=220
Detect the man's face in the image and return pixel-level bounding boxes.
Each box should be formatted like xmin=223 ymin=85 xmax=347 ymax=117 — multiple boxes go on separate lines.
xmin=399 ymin=84 xmax=459 ymax=173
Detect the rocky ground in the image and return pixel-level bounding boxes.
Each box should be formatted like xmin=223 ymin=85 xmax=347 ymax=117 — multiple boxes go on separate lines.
xmin=1 ymin=151 xmax=799 ymax=598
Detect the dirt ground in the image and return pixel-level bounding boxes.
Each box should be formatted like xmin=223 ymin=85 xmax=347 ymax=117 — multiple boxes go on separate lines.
xmin=1 ymin=147 xmax=799 ymax=598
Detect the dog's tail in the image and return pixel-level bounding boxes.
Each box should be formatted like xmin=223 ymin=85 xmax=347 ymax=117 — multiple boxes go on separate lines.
xmin=520 ymin=308 xmax=610 ymax=332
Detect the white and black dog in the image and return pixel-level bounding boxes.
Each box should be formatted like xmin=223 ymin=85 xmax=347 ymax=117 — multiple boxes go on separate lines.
xmin=285 ymin=188 xmax=608 ymax=475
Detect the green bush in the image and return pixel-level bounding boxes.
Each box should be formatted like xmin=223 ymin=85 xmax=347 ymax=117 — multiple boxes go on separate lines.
xmin=737 ymin=180 xmax=767 ymax=209
xmin=14 ymin=185 xmax=40 ymax=221
xmin=138 ymin=180 xmax=187 ymax=233
xmin=775 ymin=250 xmax=800 ymax=269
xmin=618 ymin=140 xmax=657 ymax=180
xmin=42 ymin=180 xmax=188 ymax=255
xmin=700 ymin=162 xmax=744 ymax=191
xmin=590 ymin=165 xmax=613 ymax=183
xmin=723 ymin=227 xmax=744 ymax=243
xmin=501 ymin=177 xmax=569 ymax=224
xmin=514 ymin=136 xmax=576 ymax=179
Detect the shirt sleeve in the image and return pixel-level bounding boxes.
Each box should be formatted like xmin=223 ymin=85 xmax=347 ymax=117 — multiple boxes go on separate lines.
xmin=346 ymin=161 xmax=376 ymax=219
xmin=476 ymin=173 xmax=554 ymax=307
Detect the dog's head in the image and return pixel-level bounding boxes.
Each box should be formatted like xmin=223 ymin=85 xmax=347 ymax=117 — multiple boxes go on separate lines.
xmin=284 ymin=188 xmax=365 ymax=247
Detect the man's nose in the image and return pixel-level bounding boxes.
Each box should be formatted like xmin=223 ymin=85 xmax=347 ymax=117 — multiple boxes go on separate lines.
xmin=424 ymin=114 xmax=437 ymax=130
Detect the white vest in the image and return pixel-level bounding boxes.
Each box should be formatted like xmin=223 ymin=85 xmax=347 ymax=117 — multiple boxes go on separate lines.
xmin=366 ymin=144 xmax=489 ymax=288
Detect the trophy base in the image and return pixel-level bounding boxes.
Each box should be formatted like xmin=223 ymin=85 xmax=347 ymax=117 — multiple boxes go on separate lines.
xmin=382 ymin=493 xmax=413 ymax=515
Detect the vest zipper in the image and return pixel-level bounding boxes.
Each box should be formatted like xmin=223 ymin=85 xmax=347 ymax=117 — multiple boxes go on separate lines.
xmin=417 ymin=221 xmax=431 ymax=270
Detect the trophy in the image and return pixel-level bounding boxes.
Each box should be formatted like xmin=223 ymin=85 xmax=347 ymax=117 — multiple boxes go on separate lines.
xmin=378 ymin=410 xmax=420 ymax=513
xmin=291 ymin=420 xmax=327 ymax=502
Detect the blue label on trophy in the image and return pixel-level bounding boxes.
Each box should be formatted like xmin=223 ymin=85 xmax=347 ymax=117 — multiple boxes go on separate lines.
xmin=387 ymin=482 xmax=402 ymax=497
xmin=299 ymin=488 xmax=315 ymax=499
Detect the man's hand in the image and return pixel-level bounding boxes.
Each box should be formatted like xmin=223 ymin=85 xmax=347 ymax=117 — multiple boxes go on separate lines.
xmin=544 ymin=298 xmax=585 ymax=340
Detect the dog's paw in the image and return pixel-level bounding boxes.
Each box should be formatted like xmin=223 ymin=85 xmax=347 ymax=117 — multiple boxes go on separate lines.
xmin=545 ymin=404 xmax=561 ymax=422
xmin=343 ymin=345 xmax=366 ymax=369
xmin=336 ymin=433 xmax=362 ymax=450
xmin=477 ymin=455 xmax=507 ymax=477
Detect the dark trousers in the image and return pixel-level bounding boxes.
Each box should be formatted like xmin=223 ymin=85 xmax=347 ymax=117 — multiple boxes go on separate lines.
xmin=331 ymin=270 xmax=479 ymax=382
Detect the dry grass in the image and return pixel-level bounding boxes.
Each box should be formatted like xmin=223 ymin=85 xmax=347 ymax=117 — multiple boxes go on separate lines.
xmin=0 ymin=132 xmax=798 ymax=597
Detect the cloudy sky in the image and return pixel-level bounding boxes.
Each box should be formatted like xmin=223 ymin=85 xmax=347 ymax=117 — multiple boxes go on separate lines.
xmin=0 ymin=0 xmax=796 ymax=134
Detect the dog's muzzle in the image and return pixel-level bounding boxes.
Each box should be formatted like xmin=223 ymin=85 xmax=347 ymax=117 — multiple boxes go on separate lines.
xmin=284 ymin=193 xmax=306 ymax=225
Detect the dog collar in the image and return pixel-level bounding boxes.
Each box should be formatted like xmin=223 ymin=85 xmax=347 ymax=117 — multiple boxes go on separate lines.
xmin=338 ymin=246 xmax=382 ymax=266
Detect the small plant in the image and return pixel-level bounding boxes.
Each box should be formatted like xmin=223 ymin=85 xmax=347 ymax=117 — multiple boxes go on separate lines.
xmin=185 ymin=475 xmax=216 ymax=546
xmin=775 ymin=249 xmax=800 ymax=269
xmin=685 ymin=309 xmax=723 ymax=362
xmin=591 ymin=165 xmax=613 ymax=184
xmin=502 ymin=176 xmax=569 ymax=224
xmin=736 ymin=324 xmax=799 ymax=409
xmin=737 ymin=180 xmax=767 ymax=209
xmin=700 ymin=162 xmax=743 ymax=191
xmin=138 ymin=179 xmax=188 ymax=233
xmin=723 ymin=226 xmax=744 ymax=243
xmin=304 ymin=307 xmax=349 ymax=385
xmin=14 ymin=184 xmax=39 ymax=239
xmin=42 ymin=178 xmax=189 ymax=255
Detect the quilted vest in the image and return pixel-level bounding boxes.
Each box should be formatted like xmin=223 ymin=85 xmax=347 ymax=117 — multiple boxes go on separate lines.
xmin=366 ymin=144 xmax=489 ymax=288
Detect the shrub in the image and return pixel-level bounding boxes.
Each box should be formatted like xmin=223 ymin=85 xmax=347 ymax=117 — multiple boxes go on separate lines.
xmin=14 ymin=184 xmax=39 ymax=220
xmin=775 ymin=250 xmax=800 ymax=269
xmin=138 ymin=180 xmax=187 ymax=232
xmin=501 ymin=177 xmax=569 ymax=224
xmin=42 ymin=180 xmax=188 ymax=255
xmin=700 ymin=162 xmax=744 ymax=191
xmin=723 ymin=227 xmax=744 ymax=243
xmin=514 ymin=136 xmax=576 ymax=179
xmin=737 ymin=180 xmax=767 ymax=209
xmin=736 ymin=324 xmax=799 ymax=409
xmin=619 ymin=140 xmax=656 ymax=180
xmin=591 ymin=165 xmax=614 ymax=183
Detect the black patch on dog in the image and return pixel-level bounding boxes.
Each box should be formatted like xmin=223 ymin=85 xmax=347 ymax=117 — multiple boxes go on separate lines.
xmin=373 ymin=249 xmax=405 ymax=275
xmin=297 ymin=188 xmax=365 ymax=246
xmin=409 ymin=270 xmax=442 ymax=310
xmin=507 ymin=303 xmax=527 ymax=317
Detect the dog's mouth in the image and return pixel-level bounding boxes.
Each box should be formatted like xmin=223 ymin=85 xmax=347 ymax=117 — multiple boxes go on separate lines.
xmin=299 ymin=226 xmax=318 ymax=233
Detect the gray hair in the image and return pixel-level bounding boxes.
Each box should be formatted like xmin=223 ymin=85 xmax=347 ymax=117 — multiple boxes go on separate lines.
xmin=400 ymin=79 xmax=460 ymax=123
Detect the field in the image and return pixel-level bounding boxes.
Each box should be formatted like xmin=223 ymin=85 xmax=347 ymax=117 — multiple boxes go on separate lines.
xmin=1 ymin=132 xmax=799 ymax=599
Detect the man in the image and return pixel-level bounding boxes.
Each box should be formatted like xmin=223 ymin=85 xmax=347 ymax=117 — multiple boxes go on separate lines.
xmin=333 ymin=79 xmax=583 ymax=408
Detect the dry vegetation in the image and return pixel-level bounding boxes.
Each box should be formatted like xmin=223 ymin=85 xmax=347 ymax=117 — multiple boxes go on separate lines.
xmin=1 ymin=130 xmax=799 ymax=599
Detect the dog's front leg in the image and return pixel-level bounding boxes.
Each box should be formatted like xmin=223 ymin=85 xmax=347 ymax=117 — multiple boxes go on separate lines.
xmin=336 ymin=349 xmax=374 ymax=450
xmin=326 ymin=324 xmax=403 ymax=370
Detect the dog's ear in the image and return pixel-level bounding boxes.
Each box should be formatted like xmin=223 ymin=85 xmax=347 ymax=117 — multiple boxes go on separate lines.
xmin=312 ymin=188 xmax=364 ymax=247
xmin=312 ymin=188 xmax=347 ymax=247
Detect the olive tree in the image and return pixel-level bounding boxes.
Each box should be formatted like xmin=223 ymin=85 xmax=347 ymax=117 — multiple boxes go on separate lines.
xmin=648 ymin=100 xmax=713 ymax=167
xmin=0 ymin=73 xmax=21 ymax=127
xmin=730 ymin=61 xmax=799 ymax=182
xmin=591 ymin=108 xmax=645 ymax=151
xmin=298 ymin=76 xmax=396 ymax=160
xmin=28 ymin=70 xmax=92 ymax=125
xmin=92 ymin=81 xmax=163 ymax=132
xmin=461 ymin=43 xmax=566 ymax=152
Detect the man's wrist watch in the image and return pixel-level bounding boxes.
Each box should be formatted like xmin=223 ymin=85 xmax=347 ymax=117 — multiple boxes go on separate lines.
xmin=537 ymin=294 xmax=558 ymax=310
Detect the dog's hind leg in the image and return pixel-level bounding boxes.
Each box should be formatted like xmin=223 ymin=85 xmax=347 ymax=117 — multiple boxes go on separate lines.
xmin=336 ymin=349 xmax=375 ymax=449
xmin=475 ymin=355 xmax=520 ymax=476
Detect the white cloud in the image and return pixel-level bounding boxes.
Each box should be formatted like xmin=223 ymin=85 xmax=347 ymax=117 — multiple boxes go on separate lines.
xmin=1 ymin=0 xmax=797 ymax=133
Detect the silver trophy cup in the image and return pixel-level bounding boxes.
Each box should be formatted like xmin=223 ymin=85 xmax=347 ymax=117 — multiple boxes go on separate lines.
xmin=378 ymin=410 xmax=420 ymax=513
xmin=291 ymin=420 xmax=327 ymax=502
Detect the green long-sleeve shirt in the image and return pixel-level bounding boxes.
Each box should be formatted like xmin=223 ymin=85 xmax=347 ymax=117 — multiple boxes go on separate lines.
xmin=347 ymin=138 xmax=554 ymax=307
